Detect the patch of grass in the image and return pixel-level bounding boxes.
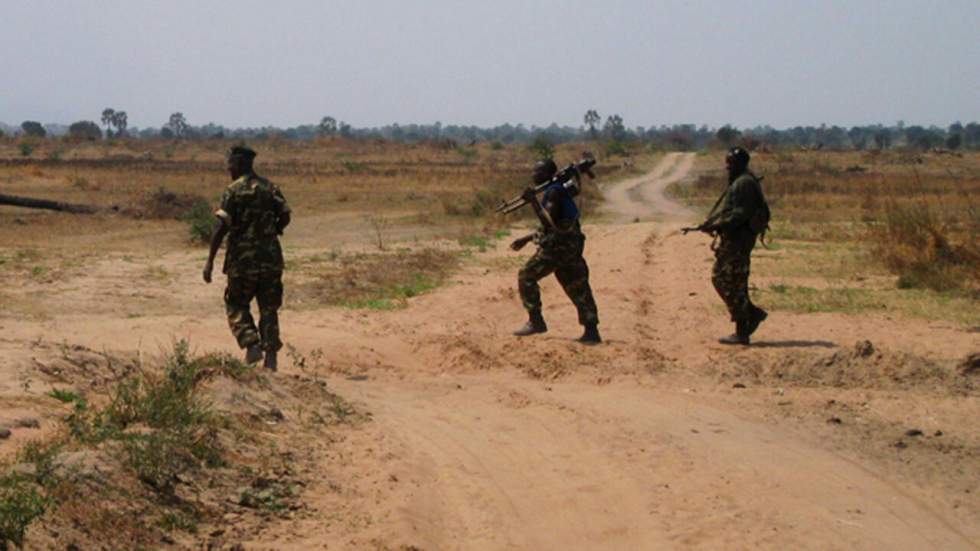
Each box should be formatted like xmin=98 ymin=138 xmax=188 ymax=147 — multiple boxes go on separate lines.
xmin=298 ymin=248 xmax=458 ymax=310
xmin=458 ymin=234 xmax=490 ymax=251
xmin=157 ymin=511 xmax=198 ymax=534
xmin=47 ymin=388 xmax=81 ymax=404
xmin=67 ymin=341 xmax=231 ymax=495
xmin=239 ymin=479 xmax=296 ymax=511
xmin=759 ymin=284 xmax=980 ymax=325
xmin=0 ymin=473 xmax=48 ymax=549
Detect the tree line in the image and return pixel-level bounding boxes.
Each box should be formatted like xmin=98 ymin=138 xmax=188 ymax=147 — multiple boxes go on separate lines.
xmin=3 ymin=109 xmax=978 ymax=152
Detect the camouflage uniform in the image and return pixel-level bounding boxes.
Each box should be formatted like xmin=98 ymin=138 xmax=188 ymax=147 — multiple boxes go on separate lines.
xmin=710 ymin=173 xmax=765 ymax=328
xmin=216 ymin=173 xmax=290 ymax=352
xmin=519 ymin=220 xmax=599 ymax=326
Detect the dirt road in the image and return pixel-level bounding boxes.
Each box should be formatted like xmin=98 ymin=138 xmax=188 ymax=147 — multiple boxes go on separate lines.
xmin=3 ymin=154 xmax=977 ymax=549
xmin=240 ymin=153 xmax=977 ymax=550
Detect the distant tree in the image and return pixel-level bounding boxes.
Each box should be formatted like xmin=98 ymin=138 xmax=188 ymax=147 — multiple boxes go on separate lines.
xmin=110 ymin=111 xmax=127 ymax=137
xmin=872 ymin=127 xmax=892 ymax=149
xmin=168 ymin=112 xmax=188 ymax=138
xmin=68 ymin=120 xmax=102 ymax=140
xmin=903 ymin=125 xmax=942 ymax=150
xmin=318 ymin=116 xmax=337 ymax=136
xmin=20 ymin=121 xmax=46 ymax=138
xmin=338 ymin=121 xmax=352 ymax=138
xmin=848 ymin=126 xmax=867 ymax=150
xmin=583 ymin=110 xmax=600 ymax=140
xmin=101 ymin=108 xmax=116 ymax=136
xmin=946 ymin=122 xmax=963 ymax=150
xmin=160 ymin=127 xmax=174 ymax=139
xmin=964 ymin=123 xmax=980 ymax=149
xmin=602 ymin=114 xmax=626 ymax=142
xmin=945 ymin=133 xmax=962 ymax=150
xmin=715 ymin=125 xmax=740 ymax=146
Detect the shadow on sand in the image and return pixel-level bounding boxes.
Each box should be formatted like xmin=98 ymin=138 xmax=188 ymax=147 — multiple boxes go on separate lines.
xmin=750 ymin=340 xmax=837 ymax=349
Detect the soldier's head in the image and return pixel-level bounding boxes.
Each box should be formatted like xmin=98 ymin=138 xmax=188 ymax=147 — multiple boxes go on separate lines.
xmin=227 ymin=146 xmax=257 ymax=179
xmin=532 ymin=159 xmax=557 ymax=185
xmin=725 ymin=146 xmax=750 ymax=178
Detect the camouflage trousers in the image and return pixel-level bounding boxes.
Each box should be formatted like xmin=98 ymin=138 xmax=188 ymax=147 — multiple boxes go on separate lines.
xmin=518 ymin=232 xmax=599 ymax=326
xmin=711 ymin=232 xmax=761 ymax=325
xmin=224 ymin=271 xmax=283 ymax=352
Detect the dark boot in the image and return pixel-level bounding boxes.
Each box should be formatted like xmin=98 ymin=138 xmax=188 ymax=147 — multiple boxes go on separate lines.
xmin=578 ymin=324 xmax=602 ymax=345
xmin=263 ymin=350 xmax=278 ymax=372
xmin=719 ymin=319 xmax=750 ymax=345
xmin=244 ymin=343 xmax=264 ymax=364
xmin=745 ymin=307 xmax=768 ymax=337
xmin=718 ymin=333 xmax=749 ymax=345
xmin=514 ymin=310 xmax=547 ymax=336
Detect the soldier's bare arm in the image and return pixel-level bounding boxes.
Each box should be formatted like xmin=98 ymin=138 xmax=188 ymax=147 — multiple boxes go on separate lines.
xmin=203 ymin=219 xmax=229 ymax=284
xmin=510 ymin=233 xmax=535 ymax=251
xmin=523 ymin=186 xmax=555 ymax=230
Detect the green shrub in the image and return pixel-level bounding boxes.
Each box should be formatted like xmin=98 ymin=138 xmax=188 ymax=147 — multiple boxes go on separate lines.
xmin=182 ymin=201 xmax=217 ymax=245
xmin=0 ymin=474 xmax=47 ymax=549
xmin=528 ymin=134 xmax=554 ymax=160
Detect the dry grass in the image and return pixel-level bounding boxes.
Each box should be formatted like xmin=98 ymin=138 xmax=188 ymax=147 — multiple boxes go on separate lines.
xmin=0 ymin=138 xmax=631 ymax=253
xmin=675 ymin=150 xmax=980 ymax=325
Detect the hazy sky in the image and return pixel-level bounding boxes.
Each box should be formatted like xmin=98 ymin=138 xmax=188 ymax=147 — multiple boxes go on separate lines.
xmin=3 ymin=0 xmax=977 ymax=129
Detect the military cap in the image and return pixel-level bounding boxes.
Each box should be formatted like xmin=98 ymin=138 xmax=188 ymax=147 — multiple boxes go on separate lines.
xmin=532 ymin=159 xmax=558 ymax=184
xmin=726 ymin=146 xmax=750 ymax=166
xmin=228 ymin=145 xmax=257 ymax=161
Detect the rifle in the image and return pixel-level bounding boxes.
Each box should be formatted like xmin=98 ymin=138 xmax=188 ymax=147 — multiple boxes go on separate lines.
xmin=496 ymin=157 xmax=596 ymax=215
xmin=681 ymin=182 xmax=730 ymax=235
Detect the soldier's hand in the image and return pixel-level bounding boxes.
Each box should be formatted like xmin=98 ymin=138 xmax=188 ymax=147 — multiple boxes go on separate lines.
xmin=510 ymin=236 xmax=530 ymax=251
xmin=521 ymin=187 xmax=537 ymax=203
xmin=203 ymin=261 xmax=213 ymax=284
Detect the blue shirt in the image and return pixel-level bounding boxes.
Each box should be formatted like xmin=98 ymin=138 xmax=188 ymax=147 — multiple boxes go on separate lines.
xmin=542 ymin=181 xmax=580 ymax=222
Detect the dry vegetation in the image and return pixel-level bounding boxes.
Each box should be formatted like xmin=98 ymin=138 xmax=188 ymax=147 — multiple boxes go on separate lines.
xmin=0 ymin=341 xmax=364 ymax=549
xmin=671 ymin=149 xmax=980 ymax=326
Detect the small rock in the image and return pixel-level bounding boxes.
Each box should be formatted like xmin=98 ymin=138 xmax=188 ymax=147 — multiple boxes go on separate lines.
xmin=827 ymin=417 xmax=843 ymax=425
xmin=854 ymin=340 xmax=875 ymax=358
xmin=777 ymin=401 xmax=792 ymax=406
xmin=957 ymin=353 xmax=980 ymax=376
xmin=732 ymin=383 xmax=746 ymax=389
xmin=15 ymin=418 xmax=40 ymax=429
xmin=934 ymin=430 xmax=944 ymax=437
xmin=0 ymin=428 xmax=11 ymax=439
xmin=905 ymin=429 xmax=923 ymax=437
xmin=894 ymin=440 xmax=908 ymax=449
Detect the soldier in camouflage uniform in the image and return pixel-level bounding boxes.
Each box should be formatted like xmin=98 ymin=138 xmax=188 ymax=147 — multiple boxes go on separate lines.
xmin=510 ymin=159 xmax=601 ymax=344
xmin=699 ymin=147 xmax=768 ymax=345
xmin=203 ymin=146 xmax=291 ymax=370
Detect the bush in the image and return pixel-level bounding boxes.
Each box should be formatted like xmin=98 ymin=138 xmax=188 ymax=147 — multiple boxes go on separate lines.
xmin=528 ymin=134 xmax=554 ymax=160
xmin=18 ymin=141 xmax=34 ymax=157
xmin=870 ymin=200 xmax=979 ymax=293
xmin=183 ymin=201 xmax=218 ymax=244
xmin=605 ymin=140 xmax=628 ymax=157
xmin=0 ymin=474 xmax=47 ymax=549
xmin=67 ymin=341 xmax=229 ymax=496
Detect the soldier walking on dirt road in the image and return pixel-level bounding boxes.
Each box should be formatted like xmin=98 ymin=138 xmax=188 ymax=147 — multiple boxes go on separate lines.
xmin=510 ymin=159 xmax=601 ymax=344
xmin=696 ymin=146 xmax=769 ymax=345
xmin=203 ymin=146 xmax=291 ymax=370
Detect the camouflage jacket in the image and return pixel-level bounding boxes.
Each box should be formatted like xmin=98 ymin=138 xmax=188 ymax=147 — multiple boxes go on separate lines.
xmin=714 ymin=172 xmax=764 ymax=235
xmin=215 ymin=173 xmax=290 ymax=276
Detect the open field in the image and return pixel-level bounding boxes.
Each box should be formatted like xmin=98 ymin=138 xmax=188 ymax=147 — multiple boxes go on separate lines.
xmin=671 ymin=149 xmax=980 ymax=327
xmin=1 ymin=143 xmax=978 ymax=550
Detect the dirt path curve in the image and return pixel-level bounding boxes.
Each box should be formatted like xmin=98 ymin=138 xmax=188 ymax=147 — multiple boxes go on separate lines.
xmin=601 ymin=152 xmax=696 ymax=222
xmin=249 ymin=154 xmax=976 ymax=550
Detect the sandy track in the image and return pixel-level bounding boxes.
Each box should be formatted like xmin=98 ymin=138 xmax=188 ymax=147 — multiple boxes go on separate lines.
xmin=3 ymin=155 xmax=977 ymax=549
xmin=262 ymin=154 xmax=976 ymax=550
